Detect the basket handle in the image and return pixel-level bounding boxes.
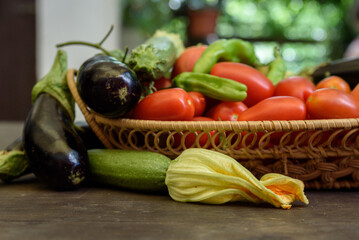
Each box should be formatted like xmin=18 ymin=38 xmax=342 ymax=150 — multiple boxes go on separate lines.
xmin=66 ymin=69 xmax=114 ymax=149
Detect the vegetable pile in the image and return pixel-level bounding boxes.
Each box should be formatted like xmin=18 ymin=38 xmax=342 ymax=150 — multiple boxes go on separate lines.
xmin=13 ymin=25 xmax=359 ymax=208
xmin=127 ymin=39 xmax=359 ymax=122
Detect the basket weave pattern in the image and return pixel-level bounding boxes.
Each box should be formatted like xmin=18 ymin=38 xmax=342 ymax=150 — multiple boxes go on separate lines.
xmin=67 ymin=69 xmax=359 ymax=189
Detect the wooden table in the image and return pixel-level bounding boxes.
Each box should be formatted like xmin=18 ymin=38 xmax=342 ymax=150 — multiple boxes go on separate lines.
xmin=1 ymin=122 xmax=359 ymax=240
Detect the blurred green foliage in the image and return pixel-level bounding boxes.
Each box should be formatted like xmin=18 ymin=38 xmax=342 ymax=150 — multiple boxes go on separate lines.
xmin=122 ymin=0 xmax=356 ymax=73
xmin=217 ymin=0 xmax=356 ymax=72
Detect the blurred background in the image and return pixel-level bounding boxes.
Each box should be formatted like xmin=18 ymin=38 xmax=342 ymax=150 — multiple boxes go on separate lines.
xmin=0 ymin=0 xmax=358 ymax=122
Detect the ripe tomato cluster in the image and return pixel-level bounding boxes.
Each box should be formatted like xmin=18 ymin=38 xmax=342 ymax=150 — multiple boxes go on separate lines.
xmin=131 ymin=45 xmax=359 ymax=122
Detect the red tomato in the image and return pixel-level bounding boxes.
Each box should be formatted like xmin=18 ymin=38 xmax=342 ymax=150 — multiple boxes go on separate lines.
xmin=316 ymin=76 xmax=351 ymax=93
xmin=132 ymin=88 xmax=195 ymax=120
xmin=210 ymin=62 xmax=274 ymax=107
xmin=171 ymin=45 xmax=207 ymax=78
xmin=192 ymin=116 xmax=214 ymax=121
xmin=274 ymin=76 xmax=316 ymax=101
xmin=188 ymin=92 xmax=206 ymax=116
xmin=173 ymin=116 xmax=218 ymax=148
xmin=351 ymin=84 xmax=359 ymax=101
xmin=237 ymin=96 xmax=307 ymax=121
xmin=306 ymin=88 xmax=359 ymax=119
xmin=154 ymin=77 xmax=172 ymax=90
xmin=206 ymin=101 xmax=248 ymax=121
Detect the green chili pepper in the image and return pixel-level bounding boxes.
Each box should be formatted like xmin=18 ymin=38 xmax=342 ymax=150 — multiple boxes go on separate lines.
xmin=172 ymin=72 xmax=247 ymax=102
xmin=193 ymin=39 xmax=260 ymax=74
xmin=266 ymin=47 xmax=287 ymax=85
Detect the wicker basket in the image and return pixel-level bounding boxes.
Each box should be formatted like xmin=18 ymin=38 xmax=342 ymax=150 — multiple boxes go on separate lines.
xmin=67 ymin=69 xmax=359 ymax=189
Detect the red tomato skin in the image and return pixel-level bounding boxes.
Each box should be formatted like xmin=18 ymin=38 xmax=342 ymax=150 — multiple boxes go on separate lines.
xmin=192 ymin=116 xmax=214 ymax=121
xmin=186 ymin=117 xmax=217 ymax=148
xmin=274 ymin=76 xmax=316 ymax=101
xmin=316 ymin=76 xmax=351 ymax=93
xmin=210 ymin=62 xmax=274 ymax=107
xmin=171 ymin=45 xmax=207 ymax=78
xmin=154 ymin=77 xmax=172 ymax=90
xmin=351 ymin=84 xmax=359 ymax=102
xmin=206 ymin=101 xmax=248 ymax=121
xmin=306 ymin=88 xmax=359 ymax=119
xmin=237 ymin=96 xmax=307 ymax=121
xmin=188 ymin=92 xmax=206 ymax=116
xmin=132 ymin=88 xmax=195 ymax=121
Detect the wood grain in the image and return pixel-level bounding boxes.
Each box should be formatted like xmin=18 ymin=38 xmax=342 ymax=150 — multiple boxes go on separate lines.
xmin=1 ymin=174 xmax=359 ymax=240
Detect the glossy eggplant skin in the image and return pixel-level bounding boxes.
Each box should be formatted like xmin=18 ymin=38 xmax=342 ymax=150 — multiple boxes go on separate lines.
xmin=77 ymin=55 xmax=141 ymax=118
xmin=23 ymin=93 xmax=89 ymax=190
xmin=311 ymin=58 xmax=359 ymax=89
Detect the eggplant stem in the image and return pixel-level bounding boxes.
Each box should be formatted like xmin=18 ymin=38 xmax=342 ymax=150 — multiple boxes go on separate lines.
xmin=98 ymin=24 xmax=114 ymax=46
xmin=56 ymin=25 xmax=116 ymax=59
xmin=122 ymin=47 xmax=129 ymax=63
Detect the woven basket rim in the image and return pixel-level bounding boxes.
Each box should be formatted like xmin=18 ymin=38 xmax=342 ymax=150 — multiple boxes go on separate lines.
xmin=93 ymin=115 xmax=359 ymax=131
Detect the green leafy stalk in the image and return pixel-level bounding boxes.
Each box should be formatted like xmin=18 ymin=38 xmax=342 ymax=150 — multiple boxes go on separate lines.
xmin=127 ymin=30 xmax=184 ymax=83
xmin=266 ymin=46 xmax=287 ymax=85
xmin=56 ymin=25 xmax=123 ymax=61
xmin=31 ymin=49 xmax=75 ymax=120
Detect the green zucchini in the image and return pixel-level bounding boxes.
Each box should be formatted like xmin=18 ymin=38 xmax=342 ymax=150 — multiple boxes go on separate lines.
xmin=88 ymin=149 xmax=171 ymax=193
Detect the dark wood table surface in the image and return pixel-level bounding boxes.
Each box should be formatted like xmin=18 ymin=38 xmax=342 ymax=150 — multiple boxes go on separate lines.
xmin=1 ymin=122 xmax=359 ymax=240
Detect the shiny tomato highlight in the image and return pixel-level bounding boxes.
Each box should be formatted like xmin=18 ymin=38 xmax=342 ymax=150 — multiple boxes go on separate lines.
xmin=274 ymin=76 xmax=316 ymax=101
xmin=206 ymin=101 xmax=248 ymax=121
xmin=237 ymin=96 xmax=307 ymax=121
xmin=132 ymin=88 xmax=195 ymax=121
xmin=188 ymin=92 xmax=206 ymax=116
xmin=306 ymin=88 xmax=359 ymax=119
xmin=210 ymin=62 xmax=274 ymax=107
xmin=316 ymin=75 xmax=351 ymax=93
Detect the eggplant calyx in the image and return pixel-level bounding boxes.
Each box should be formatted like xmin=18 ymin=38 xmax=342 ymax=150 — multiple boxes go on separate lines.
xmin=31 ymin=50 xmax=75 ymax=121
xmin=0 ymin=150 xmax=29 ymax=183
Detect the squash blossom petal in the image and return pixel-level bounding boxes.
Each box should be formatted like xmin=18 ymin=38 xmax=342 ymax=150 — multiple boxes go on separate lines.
xmin=165 ymin=149 xmax=309 ymax=209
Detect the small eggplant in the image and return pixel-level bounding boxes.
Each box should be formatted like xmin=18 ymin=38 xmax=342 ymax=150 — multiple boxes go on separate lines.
xmin=0 ymin=122 xmax=103 ymax=184
xmin=77 ymin=55 xmax=141 ymax=118
xmin=311 ymin=58 xmax=359 ymax=89
xmin=23 ymin=93 xmax=89 ymax=190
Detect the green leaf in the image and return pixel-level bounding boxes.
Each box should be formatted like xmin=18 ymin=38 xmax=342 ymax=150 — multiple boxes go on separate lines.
xmin=31 ymin=50 xmax=75 ymax=120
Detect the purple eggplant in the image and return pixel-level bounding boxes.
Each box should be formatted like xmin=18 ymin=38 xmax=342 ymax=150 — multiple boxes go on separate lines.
xmin=24 ymin=50 xmax=89 ymax=190
xmin=77 ymin=55 xmax=141 ymax=118
xmin=24 ymin=93 xmax=89 ymax=190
